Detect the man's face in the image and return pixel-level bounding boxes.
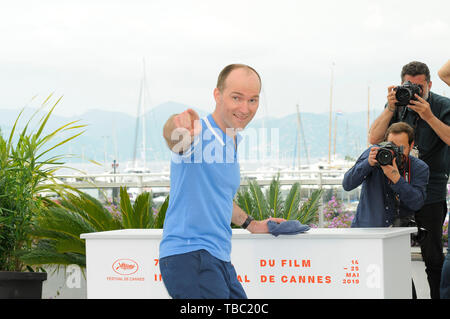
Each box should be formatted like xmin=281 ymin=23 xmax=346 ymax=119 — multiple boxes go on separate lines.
xmin=387 ymin=132 xmax=413 ymax=158
xmin=213 ymin=68 xmax=260 ymax=132
xmin=402 ymin=74 xmax=432 ymax=100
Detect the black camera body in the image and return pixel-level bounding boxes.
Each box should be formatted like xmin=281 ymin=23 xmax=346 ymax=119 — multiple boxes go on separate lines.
xmin=375 ymin=141 xmax=406 ymax=173
xmin=394 ymin=80 xmax=423 ymax=107
xmin=392 ymin=216 xmax=428 ymax=244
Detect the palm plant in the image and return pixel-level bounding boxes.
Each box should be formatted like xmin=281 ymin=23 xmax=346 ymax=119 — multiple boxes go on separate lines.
xmin=235 ymin=174 xmax=323 ymax=225
xmin=19 ymin=187 xmax=169 ymax=269
xmin=0 ymin=96 xmax=86 ymax=272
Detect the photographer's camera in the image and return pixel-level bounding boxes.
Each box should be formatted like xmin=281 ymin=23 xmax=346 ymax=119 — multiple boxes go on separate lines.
xmin=394 ymin=81 xmax=423 ymax=107
xmin=375 ymin=142 xmax=406 ymax=173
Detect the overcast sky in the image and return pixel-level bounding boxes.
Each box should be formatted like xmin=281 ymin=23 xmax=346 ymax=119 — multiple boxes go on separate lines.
xmin=1 ymin=0 xmax=449 ymax=119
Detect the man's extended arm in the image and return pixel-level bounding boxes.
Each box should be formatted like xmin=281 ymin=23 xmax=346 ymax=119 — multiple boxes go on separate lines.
xmin=231 ymin=202 xmax=285 ymax=233
xmin=342 ymin=148 xmax=375 ymax=191
xmin=368 ymin=86 xmax=397 ymax=144
xmin=368 ymin=108 xmax=395 ymax=144
xmin=438 ymin=60 xmax=450 ymax=86
xmin=162 ymin=109 xmax=200 ymax=152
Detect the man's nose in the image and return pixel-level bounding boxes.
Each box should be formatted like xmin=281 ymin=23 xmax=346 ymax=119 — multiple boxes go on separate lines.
xmin=238 ymin=101 xmax=251 ymax=113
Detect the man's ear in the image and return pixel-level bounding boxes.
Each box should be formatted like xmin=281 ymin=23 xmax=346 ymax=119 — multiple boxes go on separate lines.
xmin=213 ymin=87 xmax=221 ymax=104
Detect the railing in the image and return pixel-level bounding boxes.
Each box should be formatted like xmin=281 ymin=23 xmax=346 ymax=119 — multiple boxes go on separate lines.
xmin=49 ymin=170 xmax=449 ymax=228
xmin=52 ymin=170 xmax=349 ymax=188
xmin=48 ymin=170 xmax=357 ymax=228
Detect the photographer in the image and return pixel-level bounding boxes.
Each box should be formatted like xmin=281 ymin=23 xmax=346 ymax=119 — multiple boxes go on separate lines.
xmin=343 ymin=122 xmax=429 ymax=228
xmin=438 ymin=59 xmax=450 ymax=299
xmin=369 ymin=61 xmax=450 ymax=299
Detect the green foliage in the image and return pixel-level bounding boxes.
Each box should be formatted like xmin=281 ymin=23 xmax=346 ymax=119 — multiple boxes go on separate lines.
xmin=266 ymin=174 xmax=283 ymax=218
xmin=236 ymin=174 xmax=323 ymax=225
xmin=0 ymin=96 xmax=86 ymax=272
xmin=121 ymin=187 xmax=151 ymax=228
xmin=297 ymin=187 xmax=323 ymax=225
xmin=20 ymin=188 xmax=169 ymax=269
xmin=248 ymin=179 xmax=270 ymax=220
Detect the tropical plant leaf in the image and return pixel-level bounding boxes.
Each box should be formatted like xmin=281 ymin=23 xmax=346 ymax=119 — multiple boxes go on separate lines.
xmin=131 ymin=191 xmax=152 ymax=228
xmin=282 ymin=182 xmax=301 ymax=220
xmin=266 ymin=173 xmax=283 ymax=218
xmin=235 ymin=186 xmax=254 ymax=216
xmin=55 ymin=239 xmax=86 ymax=255
xmin=248 ymin=180 xmax=269 ymax=220
xmin=298 ymin=189 xmax=323 ymax=225
xmin=154 ymin=195 xmax=169 ymax=229
xmin=120 ymin=186 xmax=134 ymax=228
xmin=19 ymin=239 xmax=86 ymax=268
xmin=36 ymin=206 xmax=96 ymax=242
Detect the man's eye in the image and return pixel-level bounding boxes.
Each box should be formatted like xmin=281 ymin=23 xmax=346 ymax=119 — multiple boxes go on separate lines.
xmin=233 ymin=96 xmax=240 ymax=101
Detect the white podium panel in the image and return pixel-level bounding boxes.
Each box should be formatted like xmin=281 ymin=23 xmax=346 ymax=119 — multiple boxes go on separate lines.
xmin=80 ymin=227 xmax=416 ymax=299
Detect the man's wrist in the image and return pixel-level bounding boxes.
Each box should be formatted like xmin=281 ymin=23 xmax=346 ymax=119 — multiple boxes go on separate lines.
xmin=241 ymin=215 xmax=254 ymax=229
xmin=390 ymin=173 xmax=401 ymax=184
xmin=423 ymin=113 xmax=437 ymax=125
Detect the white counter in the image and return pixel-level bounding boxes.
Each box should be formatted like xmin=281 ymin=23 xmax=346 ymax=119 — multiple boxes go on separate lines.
xmin=81 ymin=227 xmax=417 ymax=299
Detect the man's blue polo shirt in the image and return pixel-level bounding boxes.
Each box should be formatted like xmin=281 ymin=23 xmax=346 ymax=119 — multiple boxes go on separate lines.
xmin=159 ymin=114 xmax=241 ymax=262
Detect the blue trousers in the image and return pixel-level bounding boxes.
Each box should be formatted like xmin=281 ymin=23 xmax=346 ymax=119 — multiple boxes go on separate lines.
xmin=159 ymin=249 xmax=247 ymax=299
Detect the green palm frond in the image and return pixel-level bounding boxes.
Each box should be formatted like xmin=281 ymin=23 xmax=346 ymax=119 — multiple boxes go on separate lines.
xmin=54 ymin=239 xmax=86 ymax=255
xmin=235 ymin=186 xmax=254 ymax=216
xmin=153 ymin=195 xmax=169 ymax=229
xmin=131 ymin=190 xmax=153 ymax=228
xmin=35 ymin=206 xmax=96 ymax=243
xmin=235 ymin=176 xmax=323 ymax=225
xmin=19 ymin=239 xmax=86 ymax=268
xmin=120 ymin=186 xmax=154 ymax=229
xmin=59 ymin=192 xmax=122 ymax=231
xmin=22 ymin=188 xmax=170 ymax=269
xmin=282 ymin=182 xmax=301 ymax=220
xmin=119 ymin=186 xmax=134 ymax=228
xmin=297 ymin=189 xmax=323 ymax=225
xmin=248 ymin=180 xmax=270 ymax=220
xmin=266 ymin=173 xmax=283 ymax=218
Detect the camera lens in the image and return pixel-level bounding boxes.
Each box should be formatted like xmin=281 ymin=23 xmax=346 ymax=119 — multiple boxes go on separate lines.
xmin=376 ymin=149 xmax=393 ymax=166
xmin=395 ymin=87 xmax=412 ymax=106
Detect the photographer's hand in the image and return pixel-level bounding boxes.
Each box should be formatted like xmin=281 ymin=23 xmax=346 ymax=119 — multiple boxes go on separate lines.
xmin=368 ymin=88 xmax=396 ymax=144
xmin=409 ymin=94 xmax=450 ymax=145
xmin=368 ymin=147 xmax=379 ymax=166
xmin=380 ymin=159 xmax=401 ymax=184
xmin=408 ymin=94 xmax=433 ymax=122
xmin=387 ymin=85 xmax=398 ymax=112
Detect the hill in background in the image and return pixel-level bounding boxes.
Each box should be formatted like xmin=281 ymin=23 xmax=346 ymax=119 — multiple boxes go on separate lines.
xmin=0 ymin=101 xmax=382 ymax=170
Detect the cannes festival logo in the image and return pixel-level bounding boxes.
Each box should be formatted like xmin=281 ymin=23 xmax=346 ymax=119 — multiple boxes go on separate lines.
xmin=112 ymin=259 xmax=139 ymax=275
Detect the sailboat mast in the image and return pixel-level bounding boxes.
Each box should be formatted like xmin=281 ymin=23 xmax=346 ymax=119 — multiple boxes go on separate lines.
xmin=333 ymin=112 xmax=337 ymax=160
xmin=132 ymin=77 xmax=143 ymax=168
xmin=328 ymin=63 xmax=335 ymax=164
xmin=299 ymin=111 xmax=310 ymax=165
xmin=296 ymin=104 xmax=301 ymax=170
xmin=141 ymin=58 xmax=147 ymax=169
xmin=132 ymin=58 xmax=149 ymax=169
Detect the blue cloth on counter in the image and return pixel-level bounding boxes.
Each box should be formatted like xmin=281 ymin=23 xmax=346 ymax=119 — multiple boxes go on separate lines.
xmin=267 ymin=220 xmax=310 ymax=237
